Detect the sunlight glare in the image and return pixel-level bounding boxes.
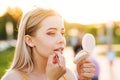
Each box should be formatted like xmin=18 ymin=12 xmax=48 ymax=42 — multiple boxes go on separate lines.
xmin=1 ymin=0 xmax=120 ymax=24
xmin=0 ymin=1 xmax=7 ymax=16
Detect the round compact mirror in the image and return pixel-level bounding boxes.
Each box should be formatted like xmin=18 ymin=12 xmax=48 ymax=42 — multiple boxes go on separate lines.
xmin=82 ymin=33 xmax=96 ymax=53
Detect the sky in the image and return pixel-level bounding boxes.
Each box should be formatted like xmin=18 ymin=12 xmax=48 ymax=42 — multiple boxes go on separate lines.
xmin=0 ymin=0 xmax=120 ymax=24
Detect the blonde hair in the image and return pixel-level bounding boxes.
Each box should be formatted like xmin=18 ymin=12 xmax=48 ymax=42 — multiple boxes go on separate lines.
xmin=11 ymin=7 xmax=60 ymax=72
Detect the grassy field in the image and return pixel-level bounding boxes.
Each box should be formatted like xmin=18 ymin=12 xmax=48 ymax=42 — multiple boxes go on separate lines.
xmin=0 ymin=47 xmax=14 ymax=79
xmin=116 ymin=51 xmax=120 ymax=57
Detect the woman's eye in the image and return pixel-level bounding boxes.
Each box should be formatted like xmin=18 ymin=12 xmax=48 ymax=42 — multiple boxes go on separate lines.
xmin=47 ymin=32 xmax=56 ymax=36
xmin=61 ymin=32 xmax=65 ymax=36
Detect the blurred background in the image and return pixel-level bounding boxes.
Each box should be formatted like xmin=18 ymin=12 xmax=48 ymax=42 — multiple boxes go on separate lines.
xmin=0 ymin=0 xmax=120 ymax=80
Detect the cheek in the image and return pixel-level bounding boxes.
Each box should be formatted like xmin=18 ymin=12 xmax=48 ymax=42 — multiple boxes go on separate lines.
xmin=34 ymin=38 xmax=55 ymax=57
xmin=64 ymin=38 xmax=66 ymax=46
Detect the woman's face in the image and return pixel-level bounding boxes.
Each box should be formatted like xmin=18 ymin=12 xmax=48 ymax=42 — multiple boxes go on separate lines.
xmin=32 ymin=16 xmax=66 ymax=58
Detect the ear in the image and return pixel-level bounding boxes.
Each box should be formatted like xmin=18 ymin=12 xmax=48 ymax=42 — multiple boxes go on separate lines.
xmin=24 ymin=35 xmax=34 ymax=47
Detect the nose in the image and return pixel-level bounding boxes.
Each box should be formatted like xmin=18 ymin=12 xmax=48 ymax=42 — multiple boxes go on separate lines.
xmin=56 ymin=34 xmax=66 ymax=45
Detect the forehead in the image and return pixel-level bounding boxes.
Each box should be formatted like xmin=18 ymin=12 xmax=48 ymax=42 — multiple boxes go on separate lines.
xmin=40 ymin=16 xmax=64 ymax=29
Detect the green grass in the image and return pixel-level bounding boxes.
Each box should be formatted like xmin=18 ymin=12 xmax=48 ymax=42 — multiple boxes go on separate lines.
xmin=0 ymin=46 xmax=15 ymax=79
xmin=116 ymin=51 xmax=120 ymax=57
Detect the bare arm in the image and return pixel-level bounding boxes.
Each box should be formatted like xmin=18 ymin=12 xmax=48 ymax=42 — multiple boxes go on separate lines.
xmin=59 ymin=68 xmax=77 ymax=80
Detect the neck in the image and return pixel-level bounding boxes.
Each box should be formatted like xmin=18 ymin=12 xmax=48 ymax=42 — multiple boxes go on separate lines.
xmin=32 ymin=49 xmax=48 ymax=75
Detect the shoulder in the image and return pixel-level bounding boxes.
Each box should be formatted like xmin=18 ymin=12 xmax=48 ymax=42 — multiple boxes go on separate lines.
xmin=64 ymin=68 xmax=77 ymax=80
xmin=1 ymin=69 xmax=23 ymax=80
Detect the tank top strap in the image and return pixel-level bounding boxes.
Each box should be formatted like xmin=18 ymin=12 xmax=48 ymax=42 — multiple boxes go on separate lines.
xmin=16 ymin=69 xmax=66 ymax=80
xmin=63 ymin=75 xmax=67 ymax=80
xmin=16 ymin=69 xmax=30 ymax=80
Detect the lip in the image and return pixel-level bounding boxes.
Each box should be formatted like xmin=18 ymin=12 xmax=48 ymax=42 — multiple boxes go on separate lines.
xmin=54 ymin=47 xmax=64 ymax=54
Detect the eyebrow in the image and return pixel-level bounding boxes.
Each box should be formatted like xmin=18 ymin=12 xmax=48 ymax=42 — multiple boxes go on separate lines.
xmin=47 ymin=28 xmax=65 ymax=31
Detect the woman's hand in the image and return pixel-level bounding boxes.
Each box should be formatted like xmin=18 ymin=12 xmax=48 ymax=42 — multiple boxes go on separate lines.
xmin=77 ymin=52 xmax=95 ymax=80
xmin=46 ymin=52 xmax=66 ymax=80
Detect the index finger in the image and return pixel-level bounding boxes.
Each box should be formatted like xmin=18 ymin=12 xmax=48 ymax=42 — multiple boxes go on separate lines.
xmin=47 ymin=54 xmax=55 ymax=64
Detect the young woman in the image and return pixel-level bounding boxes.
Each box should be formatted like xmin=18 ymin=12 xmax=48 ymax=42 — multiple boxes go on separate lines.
xmin=2 ymin=7 xmax=95 ymax=80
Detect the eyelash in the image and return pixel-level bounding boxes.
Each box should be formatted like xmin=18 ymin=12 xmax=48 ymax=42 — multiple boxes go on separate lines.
xmin=61 ymin=32 xmax=65 ymax=36
xmin=47 ymin=32 xmax=56 ymax=36
xmin=47 ymin=32 xmax=65 ymax=36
